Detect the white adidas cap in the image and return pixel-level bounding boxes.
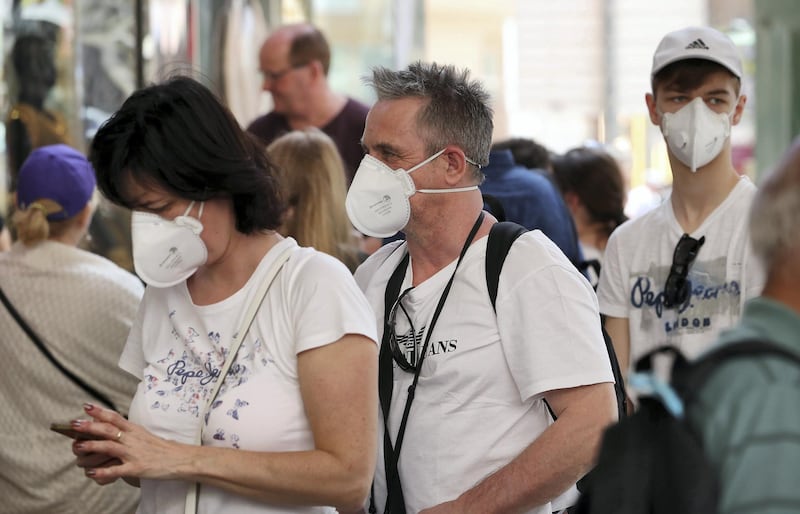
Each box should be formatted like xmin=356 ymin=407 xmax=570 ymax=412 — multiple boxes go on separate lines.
xmin=651 ymin=26 xmax=743 ymax=79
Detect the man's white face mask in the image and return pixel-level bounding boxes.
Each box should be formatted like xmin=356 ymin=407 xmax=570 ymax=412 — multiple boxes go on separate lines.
xmin=345 ymin=149 xmax=478 ymax=238
xmin=660 ymin=97 xmax=733 ymax=172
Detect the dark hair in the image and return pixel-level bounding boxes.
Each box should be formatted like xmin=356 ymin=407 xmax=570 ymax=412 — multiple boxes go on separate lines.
xmin=552 ymin=147 xmax=627 ymax=239
xmin=652 ymin=58 xmax=741 ymax=97
xmin=368 ymin=61 xmax=493 ymax=179
xmin=289 ymin=26 xmax=331 ymax=75
xmin=89 ymin=75 xmax=284 ymax=234
xmin=11 ymin=33 xmax=57 ymax=107
xmin=491 ymin=137 xmax=553 ymax=172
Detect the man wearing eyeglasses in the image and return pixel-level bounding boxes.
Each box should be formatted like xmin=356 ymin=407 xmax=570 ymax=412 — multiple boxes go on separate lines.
xmin=597 ymin=26 xmax=765 ymax=383
xmin=349 ymin=62 xmax=617 ymax=514
xmin=247 ymin=23 xmax=369 ymax=186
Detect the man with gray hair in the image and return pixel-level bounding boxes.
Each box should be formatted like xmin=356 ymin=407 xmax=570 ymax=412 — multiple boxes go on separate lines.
xmin=349 ymin=61 xmax=617 ymax=514
xmin=686 ymin=137 xmax=800 ymax=513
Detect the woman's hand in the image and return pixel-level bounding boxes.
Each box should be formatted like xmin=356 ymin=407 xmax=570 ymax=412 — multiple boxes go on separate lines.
xmin=70 ymin=403 xmax=187 ymax=484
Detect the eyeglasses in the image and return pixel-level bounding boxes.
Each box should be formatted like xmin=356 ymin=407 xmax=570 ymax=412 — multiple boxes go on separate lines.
xmin=260 ymin=62 xmax=308 ymax=83
xmin=388 ymin=287 xmax=419 ymax=372
xmin=663 ymin=234 xmax=705 ymax=308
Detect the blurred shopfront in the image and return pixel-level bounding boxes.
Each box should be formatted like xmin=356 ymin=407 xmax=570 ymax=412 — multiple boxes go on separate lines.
xmin=1 ymin=0 xmax=797 ymax=268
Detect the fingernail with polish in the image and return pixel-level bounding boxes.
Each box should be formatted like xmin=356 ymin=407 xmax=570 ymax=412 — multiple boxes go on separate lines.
xmin=83 ymin=403 xmax=94 ymax=412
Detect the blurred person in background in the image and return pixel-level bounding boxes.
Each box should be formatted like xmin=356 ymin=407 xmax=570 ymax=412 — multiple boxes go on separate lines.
xmin=481 ymin=143 xmax=584 ymax=269
xmin=687 ymin=135 xmax=800 ymax=514
xmin=624 ymin=168 xmax=670 ymax=219
xmin=247 ymin=23 xmax=369 ymax=186
xmin=552 ymin=146 xmax=628 ymax=287
xmin=5 ymin=33 xmax=69 ymax=190
xmin=0 ymin=144 xmax=143 ymax=514
xmin=267 ymin=128 xmax=362 ymax=272
xmin=490 ymin=137 xmax=554 ymax=175
xmin=0 ymin=214 xmax=11 ymax=251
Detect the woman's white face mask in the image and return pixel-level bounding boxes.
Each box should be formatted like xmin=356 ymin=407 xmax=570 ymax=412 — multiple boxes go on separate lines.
xmin=345 ymin=149 xmax=478 ymax=238
xmin=660 ymin=97 xmax=733 ymax=172
xmin=131 ymin=201 xmax=208 ymax=288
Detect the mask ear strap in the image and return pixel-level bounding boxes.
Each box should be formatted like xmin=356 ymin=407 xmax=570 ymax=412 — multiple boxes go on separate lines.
xmin=182 ymin=201 xmax=205 ymax=219
xmin=407 ymin=148 xmax=446 ymax=174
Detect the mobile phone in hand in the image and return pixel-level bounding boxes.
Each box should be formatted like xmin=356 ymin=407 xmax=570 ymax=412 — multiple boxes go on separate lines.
xmin=50 ymin=422 xmax=104 ymax=440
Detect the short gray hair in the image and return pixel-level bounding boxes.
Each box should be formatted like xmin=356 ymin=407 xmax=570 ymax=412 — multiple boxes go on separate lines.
xmin=367 ymin=61 xmax=493 ymax=180
xmin=749 ymin=138 xmax=800 ymax=270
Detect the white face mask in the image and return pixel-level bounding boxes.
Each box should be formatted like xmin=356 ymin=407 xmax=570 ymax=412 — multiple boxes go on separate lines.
xmin=660 ymin=97 xmax=732 ymax=172
xmin=131 ymin=201 xmax=208 ymax=288
xmin=345 ymin=149 xmax=479 ymax=238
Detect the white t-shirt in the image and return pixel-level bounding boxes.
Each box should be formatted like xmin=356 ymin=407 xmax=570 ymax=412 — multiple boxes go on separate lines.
xmin=120 ymin=238 xmax=378 ymax=514
xmin=597 ymin=176 xmax=765 ymax=368
xmin=355 ymin=230 xmax=614 ymax=514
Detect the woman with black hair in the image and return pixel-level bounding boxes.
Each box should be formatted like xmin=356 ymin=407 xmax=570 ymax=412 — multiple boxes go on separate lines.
xmin=70 ymin=76 xmax=378 ymax=514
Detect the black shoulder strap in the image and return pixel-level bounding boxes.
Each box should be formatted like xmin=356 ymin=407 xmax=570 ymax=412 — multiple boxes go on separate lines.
xmin=0 ymin=285 xmax=118 ymax=411
xmin=486 ymin=221 xmax=528 ymax=311
xmin=485 ymin=223 xmax=628 ymax=423
xmin=675 ymin=339 xmax=800 ymax=404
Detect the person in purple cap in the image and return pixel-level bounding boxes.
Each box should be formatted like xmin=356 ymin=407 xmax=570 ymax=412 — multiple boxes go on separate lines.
xmin=597 ymin=26 xmax=766 ymax=395
xmin=0 ymin=143 xmax=144 ymax=513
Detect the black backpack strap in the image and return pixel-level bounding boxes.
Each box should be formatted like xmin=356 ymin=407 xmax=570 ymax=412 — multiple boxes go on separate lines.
xmin=486 ymin=221 xmax=528 ymax=311
xmin=0 ymin=285 xmax=119 ymax=411
xmin=485 ymin=224 xmax=628 ymax=426
xmin=675 ymin=339 xmax=800 ymax=405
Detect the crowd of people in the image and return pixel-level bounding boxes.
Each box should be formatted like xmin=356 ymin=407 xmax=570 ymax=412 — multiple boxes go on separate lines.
xmin=0 ymin=20 xmax=797 ymax=514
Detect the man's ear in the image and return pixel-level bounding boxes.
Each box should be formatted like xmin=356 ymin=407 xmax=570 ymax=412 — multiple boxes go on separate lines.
xmin=308 ymin=60 xmax=324 ymax=81
xmin=731 ymin=94 xmax=747 ymax=126
xmin=443 ymin=148 xmax=470 ymax=185
xmin=645 ymin=93 xmax=660 ymax=126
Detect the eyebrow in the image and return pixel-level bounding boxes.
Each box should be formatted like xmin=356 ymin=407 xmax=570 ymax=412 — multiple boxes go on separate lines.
xmin=664 ymin=86 xmax=732 ymax=97
xmin=703 ymin=88 xmax=733 ymax=96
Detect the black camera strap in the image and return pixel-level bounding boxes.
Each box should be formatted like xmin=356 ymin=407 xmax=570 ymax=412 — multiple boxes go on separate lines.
xmin=376 ymin=212 xmax=484 ymax=514
xmin=0 ymin=285 xmax=118 ymax=411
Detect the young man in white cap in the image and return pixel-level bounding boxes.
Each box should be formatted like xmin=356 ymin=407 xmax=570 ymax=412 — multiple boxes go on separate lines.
xmin=597 ymin=26 xmax=765 ymax=381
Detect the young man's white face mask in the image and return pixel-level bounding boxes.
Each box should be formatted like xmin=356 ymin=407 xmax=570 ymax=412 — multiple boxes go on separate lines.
xmin=345 ymin=149 xmax=478 ymax=238
xmin=660 ymin=97 xmax=733 ymax=172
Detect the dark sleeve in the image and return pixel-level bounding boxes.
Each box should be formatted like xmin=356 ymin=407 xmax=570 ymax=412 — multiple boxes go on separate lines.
xmin=246 ymin=112 xmax=290 ymax=147
xmin=325 ymin=99 xmax=369 ymax=186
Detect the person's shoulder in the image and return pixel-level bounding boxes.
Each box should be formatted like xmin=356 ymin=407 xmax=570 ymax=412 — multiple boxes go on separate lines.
xmin=354 ymin=240 xmax=405 ymax=286
xmin=733 ymin=174 xmax=758 ymax=197
xmin=508 ymin=229 xmax=578 ymax=271
xmin=345 ymin=97 xmax=371 ymax=114
xmin=77 ymin=250 xmax=145 ymax=295
xmin=246 ymin=111 xmax=288 ymax=139
xmin=284 ymin=242 xmax=357 ymax=282
xmin=610 ymin=201 xmax=669 ymax=242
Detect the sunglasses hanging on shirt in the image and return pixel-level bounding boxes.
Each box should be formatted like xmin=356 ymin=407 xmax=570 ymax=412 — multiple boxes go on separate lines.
xmin=663 ymin=233 xmax=705 ymax=309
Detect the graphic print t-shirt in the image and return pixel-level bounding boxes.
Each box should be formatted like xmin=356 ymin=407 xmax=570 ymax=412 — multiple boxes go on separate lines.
xmin=119 ymin=238 xmax=377 ymax=514
xmin=597 ymin=176 xmax=765 ymax=367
